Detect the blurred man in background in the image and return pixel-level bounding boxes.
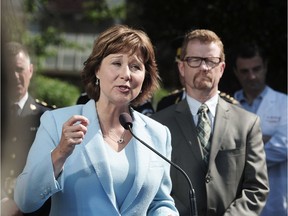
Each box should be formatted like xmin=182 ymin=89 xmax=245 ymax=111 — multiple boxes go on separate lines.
xmin=232 ymin=41 xmax=287 ymax=216
xmin=1 ymin=42 xmax=52 ymax=216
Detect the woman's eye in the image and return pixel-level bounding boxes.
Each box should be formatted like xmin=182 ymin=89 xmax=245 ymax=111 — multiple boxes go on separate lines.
xmin=112 ymin=62 xmax=121 ymax=66
xmin=131 ymin=65 xmax=141 ymax=70
xmin=130 ymin=64 xmax=141 ymax=71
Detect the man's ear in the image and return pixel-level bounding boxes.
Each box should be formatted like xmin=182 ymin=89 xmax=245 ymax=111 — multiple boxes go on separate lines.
xmin=29 ymin=63 xmax=34 ymax=78
xmin=219 ymin=62 xmax=226 ymax=78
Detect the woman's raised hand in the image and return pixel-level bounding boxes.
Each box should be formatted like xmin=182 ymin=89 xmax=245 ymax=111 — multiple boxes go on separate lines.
xmin=52 ymin=115 xmax=89 ymax=177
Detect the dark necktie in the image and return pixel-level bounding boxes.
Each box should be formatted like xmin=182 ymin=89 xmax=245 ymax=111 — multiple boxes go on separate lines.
xmin=11 ymin=104 xmax=21 ymax=117
xmin=197 ymin=104 xmax=211 ymax=163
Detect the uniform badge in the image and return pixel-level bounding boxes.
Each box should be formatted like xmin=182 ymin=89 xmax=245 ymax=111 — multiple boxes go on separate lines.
xmin=30 ymin=104 xmax=37 ymax=110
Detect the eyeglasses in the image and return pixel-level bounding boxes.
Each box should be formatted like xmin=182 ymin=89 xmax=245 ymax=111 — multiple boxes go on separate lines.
xmin=183 ymin=56 xmax=222 ymax=69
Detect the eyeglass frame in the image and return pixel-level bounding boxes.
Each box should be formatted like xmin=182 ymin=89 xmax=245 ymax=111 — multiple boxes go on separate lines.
xmin=182 ymin=56 xmax=222 ymax=69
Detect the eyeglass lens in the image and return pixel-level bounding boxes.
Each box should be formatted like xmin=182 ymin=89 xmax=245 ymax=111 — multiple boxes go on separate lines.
xmin=185 ymin=57 xmax=221 ymax=68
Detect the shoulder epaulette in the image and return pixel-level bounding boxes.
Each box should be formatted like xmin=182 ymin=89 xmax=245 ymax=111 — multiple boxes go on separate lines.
xmin=35 ymin=99 xmax=57 ymax=109
xmin=169 ymin=88 xmax=185 ymax=95
xmin=218 ymin=91 xmax=239 ymax=105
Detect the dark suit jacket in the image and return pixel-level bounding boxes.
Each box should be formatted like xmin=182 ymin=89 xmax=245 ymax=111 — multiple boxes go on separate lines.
xmin=1 ymin=95 xmax=52 ymax=216
xmin=152 ymin=97 xmax=269 ymax=216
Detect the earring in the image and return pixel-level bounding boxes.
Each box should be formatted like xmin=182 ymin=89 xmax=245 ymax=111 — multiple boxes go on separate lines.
xmin=95 ymin=78 xmax=99 ymax=86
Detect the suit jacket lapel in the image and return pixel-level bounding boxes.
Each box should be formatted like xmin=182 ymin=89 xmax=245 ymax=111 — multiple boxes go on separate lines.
xmin=21 ymin=95 xmax=36 ymax=117
xmin=120 ymin=113 xmax=151 ymax=213
xmin=208 ymin=98 xmax=229 ymax=167
xmin=81 ymin=104 xmax=151 ymax=213
xmin=175 ymin=100 xmax=206 ymax=171
xmin=85 ymin=132 xmax=116 ymax=201
xmin=82 ymin=100 xmax=117 ymax=209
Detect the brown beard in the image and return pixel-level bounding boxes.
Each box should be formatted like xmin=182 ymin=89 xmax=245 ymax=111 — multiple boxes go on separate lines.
xmin=194 ymin=75 xmax=212 ymax=90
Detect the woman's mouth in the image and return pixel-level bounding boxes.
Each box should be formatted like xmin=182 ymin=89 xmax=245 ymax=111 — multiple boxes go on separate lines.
xmin=118 ymin=85 xmax=131 ymax=92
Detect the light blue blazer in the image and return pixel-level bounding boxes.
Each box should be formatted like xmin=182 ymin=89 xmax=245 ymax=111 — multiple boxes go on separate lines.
xmin=14 ymin=100 xmax=179 ymax=216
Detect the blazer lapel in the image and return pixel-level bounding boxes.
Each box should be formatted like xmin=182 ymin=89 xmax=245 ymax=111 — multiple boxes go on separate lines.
xmin=82 ymin=100 xmax=117 ymax=209
xmin=175 ymin=100 xmax=206 ymax=170
xmin=20 ymin=95 xmax=36 ymax=117
xmin=120 ymin=113 xmax=151 ymax=213
xmin=85 ymin=132 xmax=117 ymax=205
xmin=208 ymin=98 xmax=229 ymax=167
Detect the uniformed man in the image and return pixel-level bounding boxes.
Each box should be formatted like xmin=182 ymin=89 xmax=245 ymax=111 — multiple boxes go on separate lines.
xmin=1 ymin=42 xmax=53 ymax=216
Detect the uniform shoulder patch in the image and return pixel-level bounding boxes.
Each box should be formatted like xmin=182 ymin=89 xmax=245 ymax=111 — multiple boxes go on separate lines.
xmin=169 ymin=87 xmax=185 ymax=95
xmin=35 ymin=99 xmax=57 ymax=109
xmin=218 ymin=91 xmax=239 ymax=105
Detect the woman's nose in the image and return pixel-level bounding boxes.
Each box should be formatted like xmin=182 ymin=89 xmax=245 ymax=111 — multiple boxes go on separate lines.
xmin=120 ymin=65 xmax=131 ymax=80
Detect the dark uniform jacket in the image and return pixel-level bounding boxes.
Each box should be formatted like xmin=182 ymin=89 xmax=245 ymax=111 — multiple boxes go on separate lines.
xmin=1 ymin=95 xmax=53 ymax=216
xmin=156 ymin=88 xmax=185 ymax=112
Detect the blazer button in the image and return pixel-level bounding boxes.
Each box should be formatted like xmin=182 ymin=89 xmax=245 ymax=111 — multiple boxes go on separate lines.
xmin=205 ymin=175 xmax=211 ymax=183
xmin=10 ymin=154 xmax=16 ymax=159
xmin=44 ymin=189 xmax=48 ymax=195
xmin=40 ymin=193 xmax=45 ymax=199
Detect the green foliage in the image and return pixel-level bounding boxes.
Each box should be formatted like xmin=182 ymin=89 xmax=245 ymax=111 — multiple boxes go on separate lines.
xmin=82 ymin=0 xmax=126 ymax=22
xmin=151 ymin=88 xmax=169 ymax=109
xmin=24 ymin=0 xmax=48 ymax=13
xmin=22 ymin=27 xmax=84 ymax=72
xmin=30 ymin=75 xmax=81 ymax=108
xmin=2 ymin=0 xmax=128 ymax=109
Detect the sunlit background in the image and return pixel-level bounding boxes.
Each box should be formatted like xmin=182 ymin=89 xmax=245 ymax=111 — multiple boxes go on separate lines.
xmin=2 ymin=0 xmax=287 ymax=108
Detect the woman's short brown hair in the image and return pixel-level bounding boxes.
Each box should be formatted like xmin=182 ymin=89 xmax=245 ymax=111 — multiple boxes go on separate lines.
xmin=81 ymin=24 xmax=160 ymax=106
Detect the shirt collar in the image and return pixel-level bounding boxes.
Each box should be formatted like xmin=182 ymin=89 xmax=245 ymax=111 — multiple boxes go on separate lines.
xmin=186 ymin=93 xmax=218 ymax=117
xmin=17 ymin=92 xmax=29 ymax=110
xmin=235 ymin=86 xmax=268 ymax=104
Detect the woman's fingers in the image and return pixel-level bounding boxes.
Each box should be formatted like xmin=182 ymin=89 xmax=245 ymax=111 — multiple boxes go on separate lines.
xmin=64 ymin=115 xmax=89 ymax=128
xmin=59 ymin=115 xmax=90 ymax=153
xmin=52 ymin=115 xmax=90 ymax=177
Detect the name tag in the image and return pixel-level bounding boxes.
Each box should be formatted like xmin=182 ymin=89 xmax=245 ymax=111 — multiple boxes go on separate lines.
xmin=265 ymin=116 xmax=281 ymax=124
